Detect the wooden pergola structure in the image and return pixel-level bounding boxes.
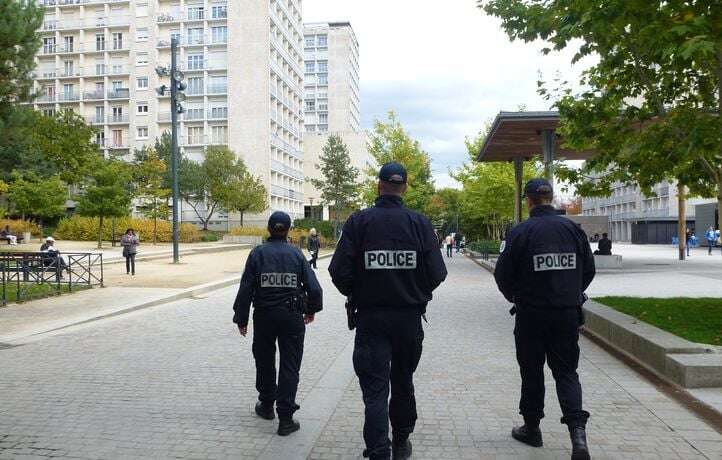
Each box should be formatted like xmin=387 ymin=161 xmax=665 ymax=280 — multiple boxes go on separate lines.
xmin=477 ymin=111 xmax=594 ymax=224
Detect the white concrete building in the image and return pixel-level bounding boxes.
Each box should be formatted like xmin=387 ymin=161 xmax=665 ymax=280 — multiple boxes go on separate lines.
xmin=581 ymin=180 xmax=715 ymax=243
xmin=302 ymin=21 xmax=368 ymax=220
xmin=31 ymin=0 xmax=305 ymax=227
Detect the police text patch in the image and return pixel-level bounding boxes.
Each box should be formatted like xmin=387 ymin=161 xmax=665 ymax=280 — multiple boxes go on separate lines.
xmin=260 ymin=273 xmax=297 ymax=288
xmin=533 ymin=253 xmax=576 ymax=272
xmin=364 ymin=250 xmax=417 ymax=270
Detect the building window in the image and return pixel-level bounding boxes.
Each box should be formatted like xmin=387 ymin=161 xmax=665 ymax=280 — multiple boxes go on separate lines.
xmin=317 ymin=34 xmax=327 ymax=47
xmin=137 ymin=126 xmax=149 ymax=139
xmin=317 ymin=60 xmax=328 ymax=72
xmin=112 ymin=32 xmax=123 ymax=50
xmin=319 ymin=113 xmax=328 ymax=124
xmin=305 ymin=100 xmax=315 ymax=111
xmin=136 ymin=28 xmax=148 ymax=42
xmin=304 ymin=35 xmax=315 ymax=47
xmin=318 ymin=125 xmax=328 ymax=133
xmin=210 ymin=106 xmax=227 ymax=118
xmin=136 ymin=2 xmax=148 ymax=17
xmin=112 ymin=129 xmax=123 ymax=147
xmin=136 ymin=53 xmax=148 ymax=66
xmin=187 ymin=54 xmax=204 ymax=70
xmin=211 ymin=125 xmax=227 ymax=144
xmin=187 ymin=76 xmax=204 ymax=94
xmin=187 ymin=126 xmax=204 ymax=144
xmin=318 ymin=74 xmax=328 ymax=85
xmin=211 ymin=4 xmax=227 ymax=19
xmin=187 ymin=27 xmax=203 ymax=44
xmin=137 ymin=102 xmax=148 ymax=114
xmin=136 ymin=77 xmax=148 ymax=89
xmin=211 ymin=26 xmax=227 ymax=43
xmin=305 ymin=125 xmax=315 ymax=132
xmin=318 ymin=100 xmax=328 ymax=111
xmin=43 ymin=37 xmax=56 ymax=53
xmin=187 ymin=6 xmax=204 ymax=20
xmin=305 ymin=61 xmax=315 ymax=73
xmin=63 ymin=36 xmax=73 ymax=52
xmin=95 ymin=34 xmax=105 ymax=51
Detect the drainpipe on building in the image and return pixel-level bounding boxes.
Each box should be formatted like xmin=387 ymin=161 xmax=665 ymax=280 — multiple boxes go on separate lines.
xmin=678 ymin=184 xmax=687 ymax=261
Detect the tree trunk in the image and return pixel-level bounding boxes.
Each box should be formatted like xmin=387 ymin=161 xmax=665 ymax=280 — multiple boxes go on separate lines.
xmin=97 ymin=215 xmax=104 ymax=249
xmin=678 ymin=183 xmax=686 ymax=261
xmin=111 ymin=218 xmax=116 ymax=247
xmin=153 ymin=203 xmax=158 ymax=246
xmin=240 ymin=211 xmax=244 ymax=227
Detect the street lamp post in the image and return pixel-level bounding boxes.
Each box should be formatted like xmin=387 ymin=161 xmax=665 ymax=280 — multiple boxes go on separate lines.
xmin=156 ymin=37 xmax=186 ymax=264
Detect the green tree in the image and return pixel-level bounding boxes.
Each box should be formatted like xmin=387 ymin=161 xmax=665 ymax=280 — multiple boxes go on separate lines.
xmin=6 ymin=171 xmax=66 ymax=224
xmin=310 ymin=135 xmax=360 ymax=236
xmin=0 ymin=180 xmax=7 ymax=219
xmin=77 ymin=159 xmax=133 ymax=248
xmin=0 ymin=0 xmax=42 ymax=106
xmin=481 ymin=0 xmax=722 ymax=234
xmin=180 ymin=146 xmax=264 ymax=230
xmin=426 ymin=188 xmax=462 ymax=235
xmin=363 ymin=112 xmax=435 ymax=213
xmin=133 ymin=147 xmax=170 ymax=244
xmin=221 ymin=161 xmax=267 ymax=227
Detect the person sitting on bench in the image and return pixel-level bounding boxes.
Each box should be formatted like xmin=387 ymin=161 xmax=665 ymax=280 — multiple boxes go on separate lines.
xmin=40 ymin=237 xmax=68 ymax=272
xmin=1 ymin=225 xmax=22 ymax=245
xmin=594 ymin=233 xmax=612 ymax=255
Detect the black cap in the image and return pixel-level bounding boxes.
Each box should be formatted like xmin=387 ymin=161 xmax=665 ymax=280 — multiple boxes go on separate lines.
xmin=267 ymin=211 xmax=291 ymax=232
xmin=523 ymin=178 xmax=553 ymax=197
xmin=378 ymin=162 xmax=407 ymax=184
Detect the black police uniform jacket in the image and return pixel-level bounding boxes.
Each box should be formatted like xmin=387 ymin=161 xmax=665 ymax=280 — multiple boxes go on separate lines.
xmin=328 ymin=195 xmax=447 ymax=309
xmin=233 ymin=236 xmax=323 ymax=327
xmin=495 ymin=205 xmax=595 ymax=309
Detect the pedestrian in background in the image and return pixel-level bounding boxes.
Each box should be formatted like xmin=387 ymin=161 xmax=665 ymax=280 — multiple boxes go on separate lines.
xmin=494 ymin=178 xmax=595 ymax=460
xmin=454 ymin=231 xmax=464 ymax=253
xmin=685 ymin=228 xmax=692 ymax=257
xmin=329 ymin=162 xmax=447 ymax=460
xmin=445 ymin=234 xmax=453 ymax=258
xmin=706 ymin=226 xmax=716 ymax=255
xmin=233 ymin=211 xmax=323 ymax=436
xmin=121 ymin=228 xmax=139 ymax=275
xmin=307 ymin=228 xmax=321 ymax=269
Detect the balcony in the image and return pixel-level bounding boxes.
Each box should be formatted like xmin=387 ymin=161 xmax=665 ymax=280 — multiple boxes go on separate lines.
xmin=184 ymin=109 xmax=205 ymax=121
xmin=156 ymin=12 xmax=181 ymax=24
xmin=270 ymin=184 xmax=303 ymax=201
xmin=39 ymin=0 xmax=57 ymax=6
xmin=186 ymin=10 xmax=205 ymax=21
xmin=57 ymin=93 xmax=81 ymax=102
xmin=86 ymin=66 xmax=108 ymax=77
xmin=157 ymin=112 xmax=172 ymax=122
xmin=86 ymin=115 xmax=104 ymax=124
xmin=57 ymin=44 xmax=82 ymax=54
xmin=107 ymin=66 xmax=129 ymax=76
xmin=41 ymin=20 xmax=58 ymax=31
xmin=184 ymin=134 xmax=208 ymax=146
xmin=209 ymin=7 xmax=227 ymax=20
xmin=206 ymin=84 xmax=227 ymax=94
xmin=58 ymin=70 xmax=82 ymax=78
xmin=36 ymin=94 xmax=57 ymax=103
xmin=83 ymin=90 xmax=105 ymax=100
xmin=107 ymin=88 xmax=130 ymax=99
xmin=271 ymin=160 xmax=303 ymax=181
xmin=107 ymin=114 xmax=129 ymax=124
xmin=108 ymin=142 xmax=129 ymax=150
xmin=208 ymin=108 xmax=227 ymax=119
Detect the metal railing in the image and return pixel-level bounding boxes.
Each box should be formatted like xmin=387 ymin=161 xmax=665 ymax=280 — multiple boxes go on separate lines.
xmin=1 ymin=252 xmax=103 ymax=306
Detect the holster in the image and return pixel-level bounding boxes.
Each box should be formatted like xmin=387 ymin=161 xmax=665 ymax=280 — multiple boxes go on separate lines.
xmin=289 ymin=290 xmax=309 ymax=315
xmin=345 ymin=296 xmax=356 ymax=330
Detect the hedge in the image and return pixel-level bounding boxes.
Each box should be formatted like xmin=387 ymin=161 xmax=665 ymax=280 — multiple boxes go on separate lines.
xmin=228 ymin=226 xmax=333 ymax=248
xmin=467 ymin=240 xmax=502 ymax=254
xmin=0 ymin=219 xmax=42 ymax=237
xmin=292 ymin=219 xmax=335 ymax=238
xmin=55 ymin=216 xmax=202 ymax=243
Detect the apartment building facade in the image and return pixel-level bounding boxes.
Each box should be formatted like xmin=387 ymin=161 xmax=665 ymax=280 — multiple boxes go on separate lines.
xmin=581 ymin=180 xmax=714 ymax=243
xmin=302 ymin=21 xmax=368 ymax=220
xmin=31 ymin=0 xmax=305 ymax=227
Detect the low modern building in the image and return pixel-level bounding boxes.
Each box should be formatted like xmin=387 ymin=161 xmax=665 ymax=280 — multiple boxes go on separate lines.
xmin=581 ymin=180 xmax=715 ymax=244
xmin=302 ymin=21 xmax=369 ymax=220
xmin=30 ymin=0 xmax=305 ymax=227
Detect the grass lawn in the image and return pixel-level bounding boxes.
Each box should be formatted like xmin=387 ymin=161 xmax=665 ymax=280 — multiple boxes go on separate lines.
xmin=2 ymin=283 xmax=90 ymax=304
xmin=594 ymin=297 xmax=722 ymax=346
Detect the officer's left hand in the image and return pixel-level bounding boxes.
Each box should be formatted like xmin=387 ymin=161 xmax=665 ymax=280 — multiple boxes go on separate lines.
xmin=304 ymin=314 xmax=315 ymax=325
xmin=238 ymin=325 xmax=248 ymax=337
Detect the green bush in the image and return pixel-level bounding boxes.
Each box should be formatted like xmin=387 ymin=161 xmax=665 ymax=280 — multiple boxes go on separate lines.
xmin=0 ymin=219 xmax=42 ymax=237
xmin=200 ymin=231 xmax=220 ymax=242
xmin=55 ymin=216 xmax=202 ymax=243
xmin=292 ymin=218 xmax=335 ymax=239
xmin=467 ymin=240 xmax=501 ymax=254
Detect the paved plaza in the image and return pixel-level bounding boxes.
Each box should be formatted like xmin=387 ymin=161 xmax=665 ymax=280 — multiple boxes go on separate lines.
xmin=1 ymin=254 xmax=720 ymax=459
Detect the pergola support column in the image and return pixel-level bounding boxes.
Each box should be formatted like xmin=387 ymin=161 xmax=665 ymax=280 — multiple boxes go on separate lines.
xmin=542 ymin=129 xmax=556 ymax=182
xmin=514 ymin=156 xmax=523 ymax=224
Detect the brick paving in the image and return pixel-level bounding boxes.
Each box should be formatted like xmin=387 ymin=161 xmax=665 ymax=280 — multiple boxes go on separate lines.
xmin=0 ymin=253 xmax=720 ymax=459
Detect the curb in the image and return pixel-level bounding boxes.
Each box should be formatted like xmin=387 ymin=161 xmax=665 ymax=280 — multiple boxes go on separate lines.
xmin=104 ymin=243 xmax=251 ymax=265
xmin=6 ymin=251 xmax=336 ymax=345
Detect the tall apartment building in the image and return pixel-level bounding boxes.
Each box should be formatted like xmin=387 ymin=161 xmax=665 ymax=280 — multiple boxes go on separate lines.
xmin=302 ymin=21 xmax=368 ymax=220
xmin=31 ymin=0 xmax=305 ymax=226
xmin=581 ymin=180 xmax=714 ymax=243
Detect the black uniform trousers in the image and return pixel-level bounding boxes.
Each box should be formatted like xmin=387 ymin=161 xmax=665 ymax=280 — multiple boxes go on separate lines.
xmin=514 ymin=306 xmax=590 ymax=429
xmin=309 ymin=250 xmax=318 ymax=269
xmin=252 ymin=305 xmax=305 ymax=418
xmin=353 ymin=308 xmax=424 ymax=460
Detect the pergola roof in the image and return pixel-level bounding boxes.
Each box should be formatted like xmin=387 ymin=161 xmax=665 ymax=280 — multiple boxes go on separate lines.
xmin=477 ymin=111 xmax=594 ymax=162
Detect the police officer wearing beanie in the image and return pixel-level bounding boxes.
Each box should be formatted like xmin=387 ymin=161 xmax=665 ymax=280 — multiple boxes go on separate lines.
xmin=233 ymin=211 xmax=323 ymax=436
xmin=329 ymin=162 xmax=447 ymax=460
xmin=494 ymin=178 xmax=595 ymax=460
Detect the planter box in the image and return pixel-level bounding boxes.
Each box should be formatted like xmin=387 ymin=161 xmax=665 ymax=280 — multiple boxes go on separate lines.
xmin=594 ymin=254 xmax=623 ymax=269
xmin=222 ymin=235 xmax=263 ymax=246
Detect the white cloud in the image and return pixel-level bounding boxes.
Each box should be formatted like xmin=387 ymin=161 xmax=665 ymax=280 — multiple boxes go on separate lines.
xmin=304 ymin=0 xmax=589 ymax=188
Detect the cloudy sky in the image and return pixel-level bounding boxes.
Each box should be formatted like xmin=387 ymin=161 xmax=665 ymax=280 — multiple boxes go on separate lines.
xmin=304 ymin=0 xmax=587 ymax=188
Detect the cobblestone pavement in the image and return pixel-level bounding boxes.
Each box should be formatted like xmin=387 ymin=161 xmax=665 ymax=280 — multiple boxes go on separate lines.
xmin=1 ymin=253 xmax=720 ymax=459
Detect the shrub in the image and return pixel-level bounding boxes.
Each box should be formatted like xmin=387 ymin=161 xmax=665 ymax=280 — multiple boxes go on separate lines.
xmin=55 ymin=216 xmax=202 ymax=243
xmin=468 ymin=240 xmax=501 ymax=254
xmin=292 ymin=218 xmax=335 ymax=238
xmin=0 ymin=219 xmax=42 ymax=237
xmin=228 ymin=226 xmax=334 ymax=248
xmin=200 ymin=231 xmax=220 ymax=242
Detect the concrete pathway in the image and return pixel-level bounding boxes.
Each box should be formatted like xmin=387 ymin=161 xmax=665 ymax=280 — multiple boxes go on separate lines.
xmin=0 ymin=254 xmax=719 ymax=459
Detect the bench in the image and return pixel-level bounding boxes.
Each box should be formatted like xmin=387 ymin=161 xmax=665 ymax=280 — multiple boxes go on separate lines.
xmin=594 ymin=254 xmax=623 ymax=269
xmin=2 ymin=235 xmax=24 ymax=244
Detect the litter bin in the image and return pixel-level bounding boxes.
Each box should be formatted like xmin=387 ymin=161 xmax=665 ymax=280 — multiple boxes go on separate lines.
xmin=22 ymin=232 xmax=31 ymax=244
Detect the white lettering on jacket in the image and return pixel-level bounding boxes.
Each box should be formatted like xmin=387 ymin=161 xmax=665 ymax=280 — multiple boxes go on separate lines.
xmin=260 ymin=273 xmax=298 ymax=288
xmin=364 ymin=250 xmax=417 ymax=270
xmin=533 ymin=253 xmax=577 ymax=272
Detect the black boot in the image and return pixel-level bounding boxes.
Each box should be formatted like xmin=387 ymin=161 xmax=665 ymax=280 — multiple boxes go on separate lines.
xmin=254 ymin=401 xmax=275 ymax=420
xmin=277 ymin=417 xmax=300 ymax=436
xmin=392 ymin=438 xmax=412 ymax=459
xmin=570 ymin=426 xmax=590 ymax=460
xmin=511 ymin=424 xmax=543 ymax=447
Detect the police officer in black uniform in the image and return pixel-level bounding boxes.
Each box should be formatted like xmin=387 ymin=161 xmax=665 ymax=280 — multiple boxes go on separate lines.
xmin=494 ymin=179 xmax=595 ymax=460
xmin=233 ymin=211 xmax=323 ymax=436
xmin=329 ymin=162 xmax=447 ymax=460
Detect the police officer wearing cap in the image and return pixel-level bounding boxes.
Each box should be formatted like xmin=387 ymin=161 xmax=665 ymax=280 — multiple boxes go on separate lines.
xmin=494 ymin=178 xmax=595 ymax=460
xmin=329 ymin=162 xmax=447 ymax=460
xmin=233 ymin=211 xmax=323 ymax=436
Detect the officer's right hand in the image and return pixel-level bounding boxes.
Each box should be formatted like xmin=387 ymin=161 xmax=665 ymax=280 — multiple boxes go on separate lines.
xmin=238 ymin=325 xmax=248 ymax=337
xmin=304 ymin=314 xmax=315 ymax=325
